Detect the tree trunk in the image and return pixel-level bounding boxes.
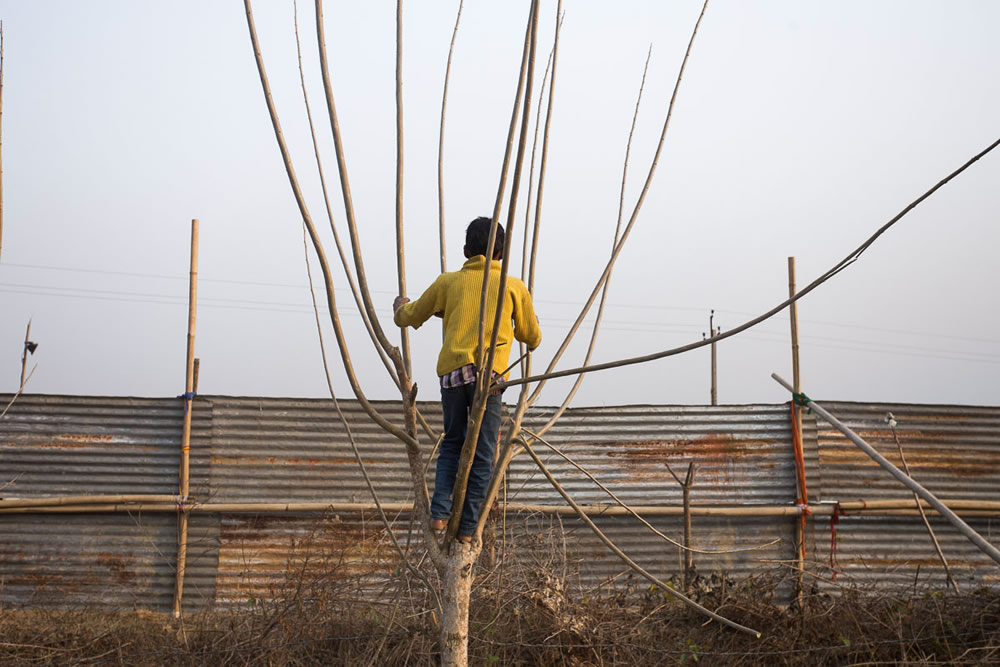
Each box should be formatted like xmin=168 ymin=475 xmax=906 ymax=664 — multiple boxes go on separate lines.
xmin=439 ymin=541 xmax=478 ymax=666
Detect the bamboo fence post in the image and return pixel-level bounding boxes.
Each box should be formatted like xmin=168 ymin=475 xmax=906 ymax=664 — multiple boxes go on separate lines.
xmin=787 ymin=257 xmax=805 ymax=602
xmin=772 ymin=373 xmax=1000 ymax=566
xmin=173 ymin=219 xmax=199 ymax=618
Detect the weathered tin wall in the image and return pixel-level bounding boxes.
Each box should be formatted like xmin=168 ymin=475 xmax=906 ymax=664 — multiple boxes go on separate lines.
xmin=812 ymin=401 xmax=1000 ymax=591
xmin=201 ymin=397 xmax=442 ymax=504
xmin=1 ymin=393 xmax=997 ymax=612
xmin=0 ymin=394 xmax=216 ymax=612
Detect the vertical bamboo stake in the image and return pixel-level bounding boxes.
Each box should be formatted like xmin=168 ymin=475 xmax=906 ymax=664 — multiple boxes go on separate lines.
xmin=787 ymin=257 xmax=805 ymax=602
xmin=173 ymin=218 xmax=199 ymax=618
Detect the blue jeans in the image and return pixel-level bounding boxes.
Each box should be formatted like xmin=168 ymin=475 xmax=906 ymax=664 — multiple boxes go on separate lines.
xmin=431 ymin=384 xmax=503 ymax=537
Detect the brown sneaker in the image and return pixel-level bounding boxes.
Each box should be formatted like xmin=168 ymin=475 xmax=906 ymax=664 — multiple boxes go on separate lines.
xmin=457 ymin=534 xmax=472 ymax=543
xmin=430 ymin=519 xmax=447 ymax=531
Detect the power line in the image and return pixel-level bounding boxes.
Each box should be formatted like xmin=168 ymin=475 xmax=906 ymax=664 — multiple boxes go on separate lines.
xmin=5 ymin=261 xmax=996 ymax=346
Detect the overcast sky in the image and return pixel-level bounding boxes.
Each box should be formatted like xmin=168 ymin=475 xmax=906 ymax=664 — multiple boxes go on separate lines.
xmin=1 ymin=1 xmax=997 ymax=409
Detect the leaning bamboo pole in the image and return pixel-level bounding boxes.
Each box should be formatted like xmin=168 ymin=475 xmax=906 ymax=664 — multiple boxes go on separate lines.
xmin=772 ymin=373 xmax=1000 ymax=566
xmin=173 ymin=218 xmax=199 ymax=618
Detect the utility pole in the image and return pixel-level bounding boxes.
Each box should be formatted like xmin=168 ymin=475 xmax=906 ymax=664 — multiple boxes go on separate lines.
xmin=19 ymin=319 xmax=37 ymax=389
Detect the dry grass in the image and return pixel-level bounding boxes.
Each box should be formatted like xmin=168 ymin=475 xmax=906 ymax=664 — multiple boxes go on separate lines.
xmin=1 ymin=519 xmax=998 ymax=665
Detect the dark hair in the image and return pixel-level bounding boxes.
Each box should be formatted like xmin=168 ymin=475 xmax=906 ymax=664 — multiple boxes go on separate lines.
xmin=465 ymin=216 xmax=504 ymax=259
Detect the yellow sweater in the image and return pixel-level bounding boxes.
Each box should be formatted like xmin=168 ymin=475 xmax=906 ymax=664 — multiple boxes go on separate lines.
xmin=393 ymin=256 xmax=542 ymax=378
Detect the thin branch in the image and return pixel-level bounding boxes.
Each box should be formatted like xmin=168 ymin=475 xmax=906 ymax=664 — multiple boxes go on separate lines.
xmin=522 ymin=427 xmax=779 ymax=555
xmin=521 ymin=438 xmax=760 ymax=637
xmin=503 ymin=134 xmax=1000 ymax=390
xmin=1 ymin=364 xmax=36 ymax=419
xmin=300 ymin=221 xmax=443 ymax=577
xmin=243 ymin=0 xmax=414 ymax=448
xmin=526 ymin=1 xmax=563 ymax=296
xmin=314 ymin=0 xmax=402 ymax=362
xmin=291 ymin=0 xmax=400 ymax=390
xmin=887 ymin=413 xmax=959 ymax=594
xmin=476 ymin=0 xmax=564 ymax=541
xmin=438 ymin=0 xmax=464 ymax=273
xmin=395 ymin=0 xmax=412 ymax=376
xmin=520 ymin=46 xmax=555 ymax=285
xmin=534 ymin=44 xmax=651 ymax=434
xmin=446 ymin=0 xmax=539 ymax=542
xmin=526 ymin=0 xmax=710 ymax=405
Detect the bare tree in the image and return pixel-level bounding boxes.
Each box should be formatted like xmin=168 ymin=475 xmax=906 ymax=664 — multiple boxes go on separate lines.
xmin=241 ymin=0 xmax=761 ymax=662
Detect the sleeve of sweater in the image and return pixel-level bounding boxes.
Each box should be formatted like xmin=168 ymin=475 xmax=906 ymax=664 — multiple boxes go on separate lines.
xmin=393 ymin=275 xmax=446 ymax=329
xmin=510 ymin=280 xmax=542 ymax=350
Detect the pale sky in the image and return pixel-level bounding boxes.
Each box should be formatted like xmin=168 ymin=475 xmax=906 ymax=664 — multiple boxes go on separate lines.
xmin=1 ymin=1 xmax=998 ymax=408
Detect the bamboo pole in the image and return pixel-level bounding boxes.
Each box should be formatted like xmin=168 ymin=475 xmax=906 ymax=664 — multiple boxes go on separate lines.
xmin=772 ymin=373 xmax=1000 ymax=566
xmin=0 ymin=495 xmax=177 ymax=509
xmin=173 ymin=219 xmax=199 ymax=618
xmin=787 ymin=257 xmax=805 ymax=602
xmin=4 ymin=500 xmax=1000 ymax=517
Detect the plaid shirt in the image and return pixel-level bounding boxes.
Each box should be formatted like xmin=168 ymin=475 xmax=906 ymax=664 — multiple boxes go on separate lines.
xmin=440 ymin=363 xmax=504 ymax=390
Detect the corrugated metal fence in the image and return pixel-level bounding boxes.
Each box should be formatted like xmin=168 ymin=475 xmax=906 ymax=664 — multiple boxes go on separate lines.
xmin=0 ymin=393 xmax=997 ymax=611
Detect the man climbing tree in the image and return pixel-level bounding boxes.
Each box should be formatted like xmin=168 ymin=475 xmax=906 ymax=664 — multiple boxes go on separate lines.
xmin=393 ymin=216 xmax=541 ymax=543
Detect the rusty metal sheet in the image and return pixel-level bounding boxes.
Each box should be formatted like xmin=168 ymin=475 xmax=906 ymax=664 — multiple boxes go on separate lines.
xmin=202 ymin=397 xmax=442 ymax=504
xmin=0 ymin=393 xmax=212 ymax=498
xmin=814 ymin=401 xmax=1000 ymax=501
xmin=812 ymin=514 xmax=1000 ymax=592
xmin=812 ymin=400 xmax=1000 ymax=593
xmin=516 ymin=404 xmax=802 ymax=507
xmin=0 ymin=512 xmax=218 ymax=612
xmin=213 ymin=512 xmax=408 ymax=607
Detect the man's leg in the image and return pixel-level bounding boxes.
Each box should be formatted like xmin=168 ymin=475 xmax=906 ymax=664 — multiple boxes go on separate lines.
xmin=458 ymin=390 xmax=503 ymax=537
xmin=431 ymin=385 xmax=469 ymax=526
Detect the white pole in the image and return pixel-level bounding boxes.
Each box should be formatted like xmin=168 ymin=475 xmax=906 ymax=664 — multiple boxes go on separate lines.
xmin=771 ymin=373 xmax=1000 ymax=566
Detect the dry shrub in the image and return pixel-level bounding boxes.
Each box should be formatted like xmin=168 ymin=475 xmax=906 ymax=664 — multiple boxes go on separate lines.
xmin=1 ymin=516 xmax=998 ymax=665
